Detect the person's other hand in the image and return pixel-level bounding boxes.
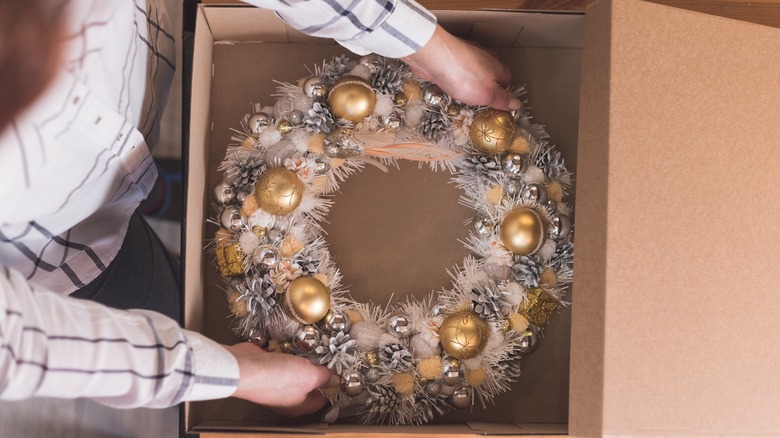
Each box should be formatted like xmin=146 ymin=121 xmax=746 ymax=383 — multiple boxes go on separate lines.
xmin=401 ymin=25 xmax=520 ymax=111
xmin=224 ymin=342 xmax=335 ymax=417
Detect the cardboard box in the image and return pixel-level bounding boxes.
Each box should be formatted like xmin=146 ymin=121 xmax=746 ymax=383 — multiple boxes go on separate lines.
xmin=185 ymin=1 xmax=780 ymax=436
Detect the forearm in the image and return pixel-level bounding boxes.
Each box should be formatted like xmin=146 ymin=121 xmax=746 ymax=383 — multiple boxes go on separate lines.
xmin=243 ymin=0 xmax=436 ymax=57
xmin=0 ymin=267 xmax=238 ymax=408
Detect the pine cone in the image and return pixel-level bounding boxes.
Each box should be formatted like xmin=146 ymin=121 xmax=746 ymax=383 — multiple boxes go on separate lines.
xmin=380 ymin=343 xmax=413 ymax=370
xmin=498 ymin=344 xmax=523 ymax=381
xmin=470 ymin=284 xmax=502 ymax=321
xmin=461 ymin=154 xmax=502 ymax=180
xmin=227 ymin=154 xmax=265 ymax=192
xmin=321 ymin=55 xmax=350 ymax=86
xmin=412 ymin=393 xmax=449 ymax=425
xmin=512 ymin=255 xmax=543 ymax=288
xmin=293 ymin=254 xmax=320 ymax=276
xmin=304 ymin=102 xmax=336 ymax=133
xmin=538 ymin=148 xmax=567 ymax=181
xmin=244 ymin=276 xmax=277 ymax=315
xmin=550 ymin=241 xmax=574 ymax=273
xmin=418 ymin=109 xmax=450 ymax=141
xmin=315 ymin=331 xmax=357 ymax=374
xmin=370 ymin=60 xmax=409 ymax=94
xmin=361 ymin=384 xmax=400 ymax=424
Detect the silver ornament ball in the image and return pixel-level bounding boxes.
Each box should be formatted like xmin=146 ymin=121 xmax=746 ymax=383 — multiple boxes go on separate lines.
xmin=422 ymin=85 xmax=445 ymax=106
xmin=517 ymin=327 xmax=540 ymax=355
xmin=339 ymin=371 xmax=365 ymax=397
xmin=364 ymin=367 xmax=381 ymax=383
xmin=520 ymin=183 xmax=549 ymax=204
xmin=294 ymin=325 xmax=322 ymax=353
xmin=549 ymin=214 xmax=572 ymax=239
xmin=451 ymin=385 xmax=473 ymax=408
xmin=502 ymin=152 xmax=529 ymax=178
xmin=303 ymin=76 xmax=328 ymax=99
xmin=473 ymin=216 xmax=494 ymax=237
xmin=323 ymin=309 xmax=352 ymax=334
xmin=252 ymin=245 xmax=280 ymax=271
xmin=506 ymin=179 xmax=523 ymax=196
xmin=287 ymin=110 xmax=304 ymax=125
xmin=425 ymin=380 xmax=443 ymax=395
xmin=247 ymin=328 xmax=268 ymax=348
xmin=380 ymin=111 xmax=402 ymax=130
xmin=431 ymin=304 xmax=446 ymax=317
xmin=248 ymin=112 xmax=272 ymax=135
xmin=387 ymin=314 xmax=413 ymax=338
xmin=314 ymin=157 xmax=330 ymax=174
xmin=266 ymin=228 xmax=284 ymax=244
xmin=219 ymin=207 xmax=245 ymax=232
xmin=442 ymin=358 xmax=463 ymax=385
xmin=213 ymin=181 xmax=236 ymax=205
xmin=545 ymin=199 xmax=559 ymax=214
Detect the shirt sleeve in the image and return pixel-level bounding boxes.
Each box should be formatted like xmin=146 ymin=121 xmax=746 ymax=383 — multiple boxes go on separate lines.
xmin=243 ymin=0 xmax=437 ymax=58
xmin=0 ymin=266 xmax=239 ymax=408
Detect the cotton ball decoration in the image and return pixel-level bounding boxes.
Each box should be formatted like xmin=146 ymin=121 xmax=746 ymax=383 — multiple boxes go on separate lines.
xmin=374 ymin=93 xmax=395 ymax=117
xmin=486 ymin=327 xmax=503 ymax=351
xmin=522 ymin=165 xmax=546 ymax=184
xmin=409 ymin=333 xmax=440 ymax=358
xmin=378 ymin=333 xmax=398 ymax=347
xmin=297 ymin=191 xmax=319 ymax=214
xmin=257 ymin=127 xmax=283 ymax=149
xmin=294 ymin=95 xmax=314 ymax=113
xmin=349 ymin=64 xmax=372 ymax=81
xmin=351 ymin=321 xmax=383 ymax=350
xmin=509 ymin=313 xmax=529 ymax=332
xmin=405 ymin=103 xmax=425 ymax=127
xmin=540 ymin=268 xmax=558 ymax=287
xmin=537 ymin=239 xmax=557 ymax=262
xmin=264 ymin=139 xmax=297 ymax=164
xmin=546 ymin=181 xmax=564 ymax=203
xmin=392 ymin=372 xmax=415 ymax=395
xmin=248 ymin=209 xmax=275 ymax=229
xmin=238 ymin=230 xmax=260 ymax=255
xmin=289 ymin=129 xmax=310 ymax=154
xmin=267 ymin=315 xmax=301 ymax=341
xmin=462 ymin=356 xmax=483 ymax=370
xmin=274 ymin=96 xmax=296 ymax=118
xmin=418 ymin=356 xmax=443 ymax=380
xmin=261 ymin=105 xmax=275 ymax=115
xmin=467 ymin=368 xmax=487 ymax=387
xmin=471 ymin=270 xmax=489 ymax=283
xmin=483 ymin=263 xmax=512 ymax=281
xmin=502 ymin=282 xmax=524 ymax=306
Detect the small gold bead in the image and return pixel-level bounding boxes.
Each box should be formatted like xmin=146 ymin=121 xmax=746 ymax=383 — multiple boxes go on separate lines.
xmin=393 ymin=92 xmax=408 ymax=106
xmin=280 ymin=341 xmax=294 ymax=353
xmin=276 ymin=119 xmax=294 ymax=135
xmin=365 ymin=351 xmax=379 ymax=366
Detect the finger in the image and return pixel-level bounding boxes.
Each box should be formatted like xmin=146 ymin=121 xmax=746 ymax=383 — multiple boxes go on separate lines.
xmin=494 ymin=59 xmax=512 ymax=86
xmin=307 ymin=364 xmax=335 ymax=390
xmin=274 ymin=390 xmax=329 ymax=417
xmin=489 ymin=86 xmax=521 ymax=112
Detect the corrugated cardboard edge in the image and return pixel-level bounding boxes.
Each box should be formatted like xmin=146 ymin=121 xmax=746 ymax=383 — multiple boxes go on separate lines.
xmin=183 ymin=5 xmax=215 ymax=431
xmin=568 ymin=0 xmax=610 ymax=437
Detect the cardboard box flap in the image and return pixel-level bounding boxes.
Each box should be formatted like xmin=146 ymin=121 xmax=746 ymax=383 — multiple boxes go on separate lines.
xmin=572 ymin=0 xmax=780 ymax=435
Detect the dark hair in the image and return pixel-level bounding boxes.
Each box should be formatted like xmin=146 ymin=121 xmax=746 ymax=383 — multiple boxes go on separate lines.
xmin=0 ymin=0 xmax=67 ymax=133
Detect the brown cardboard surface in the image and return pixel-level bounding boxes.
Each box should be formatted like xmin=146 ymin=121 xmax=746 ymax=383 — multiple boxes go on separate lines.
xmin=572 ymin=0 xmax=780 ymax=435
xmin=185 ymin=4 xmax=582 ymax=435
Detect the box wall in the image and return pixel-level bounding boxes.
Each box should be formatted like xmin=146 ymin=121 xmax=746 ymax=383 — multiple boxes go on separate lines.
xmin=597 ymin=0 xmax=780 ymax=435
xmin=186 ymin=5 xmax=583 ymax=435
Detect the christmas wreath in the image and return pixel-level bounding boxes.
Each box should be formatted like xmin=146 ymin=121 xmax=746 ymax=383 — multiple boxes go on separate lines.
xmin=210 ymin=55 xmax=574 ymax=425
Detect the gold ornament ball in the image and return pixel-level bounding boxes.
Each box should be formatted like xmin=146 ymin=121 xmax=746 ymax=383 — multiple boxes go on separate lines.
xmin=328 ymin=76 xmax=377 ymax=123
xmin=276 ymin=119 xmax=293 ymax=134
xmin=253 ymin=168 xmax=304 ymax=216
xmin=439 ymin=310 xmax=490 ymax=360
xmin=283 ymin=276 xmax=331 ymax=324
xmin=499 ymin=207 xmax=547 ymax=256
xmin=468 ymin=108 xmax=517 ymax=154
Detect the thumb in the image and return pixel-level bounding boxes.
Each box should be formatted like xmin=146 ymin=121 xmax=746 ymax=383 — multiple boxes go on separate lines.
xmin=306 ymin=363 xmax=335 ymax=391
xmin=489 ymin=85 xmax=521 ymax=112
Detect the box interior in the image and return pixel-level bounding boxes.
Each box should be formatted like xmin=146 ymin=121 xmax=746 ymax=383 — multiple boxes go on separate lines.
xmin=186 ymin=5 xmax=583 ymax=435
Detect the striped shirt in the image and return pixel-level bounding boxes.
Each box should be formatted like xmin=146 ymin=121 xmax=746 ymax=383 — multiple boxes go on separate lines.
xmin=0 ymin=0 xmax=436 ymax=407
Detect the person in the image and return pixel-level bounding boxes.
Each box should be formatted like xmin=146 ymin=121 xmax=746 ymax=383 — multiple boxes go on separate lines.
xmin=0 ymin=0 xmax=517 ymax=417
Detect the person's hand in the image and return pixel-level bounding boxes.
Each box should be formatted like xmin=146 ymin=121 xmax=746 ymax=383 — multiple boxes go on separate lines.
xmin=223 ymin=342 xmax=335 ymax=417
xmin=401 ymin=25 xmax=520 ymax=111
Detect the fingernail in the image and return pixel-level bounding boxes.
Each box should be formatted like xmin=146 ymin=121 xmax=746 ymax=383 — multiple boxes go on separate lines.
xmin=509 ymin=97 xmax=522 ymax=111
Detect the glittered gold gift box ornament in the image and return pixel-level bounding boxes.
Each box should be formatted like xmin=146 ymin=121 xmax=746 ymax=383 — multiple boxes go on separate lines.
xmin=215 ymin=241 xmax=245 ymax=278
xmin=518 ymin=288 xmax=560 ymax=327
